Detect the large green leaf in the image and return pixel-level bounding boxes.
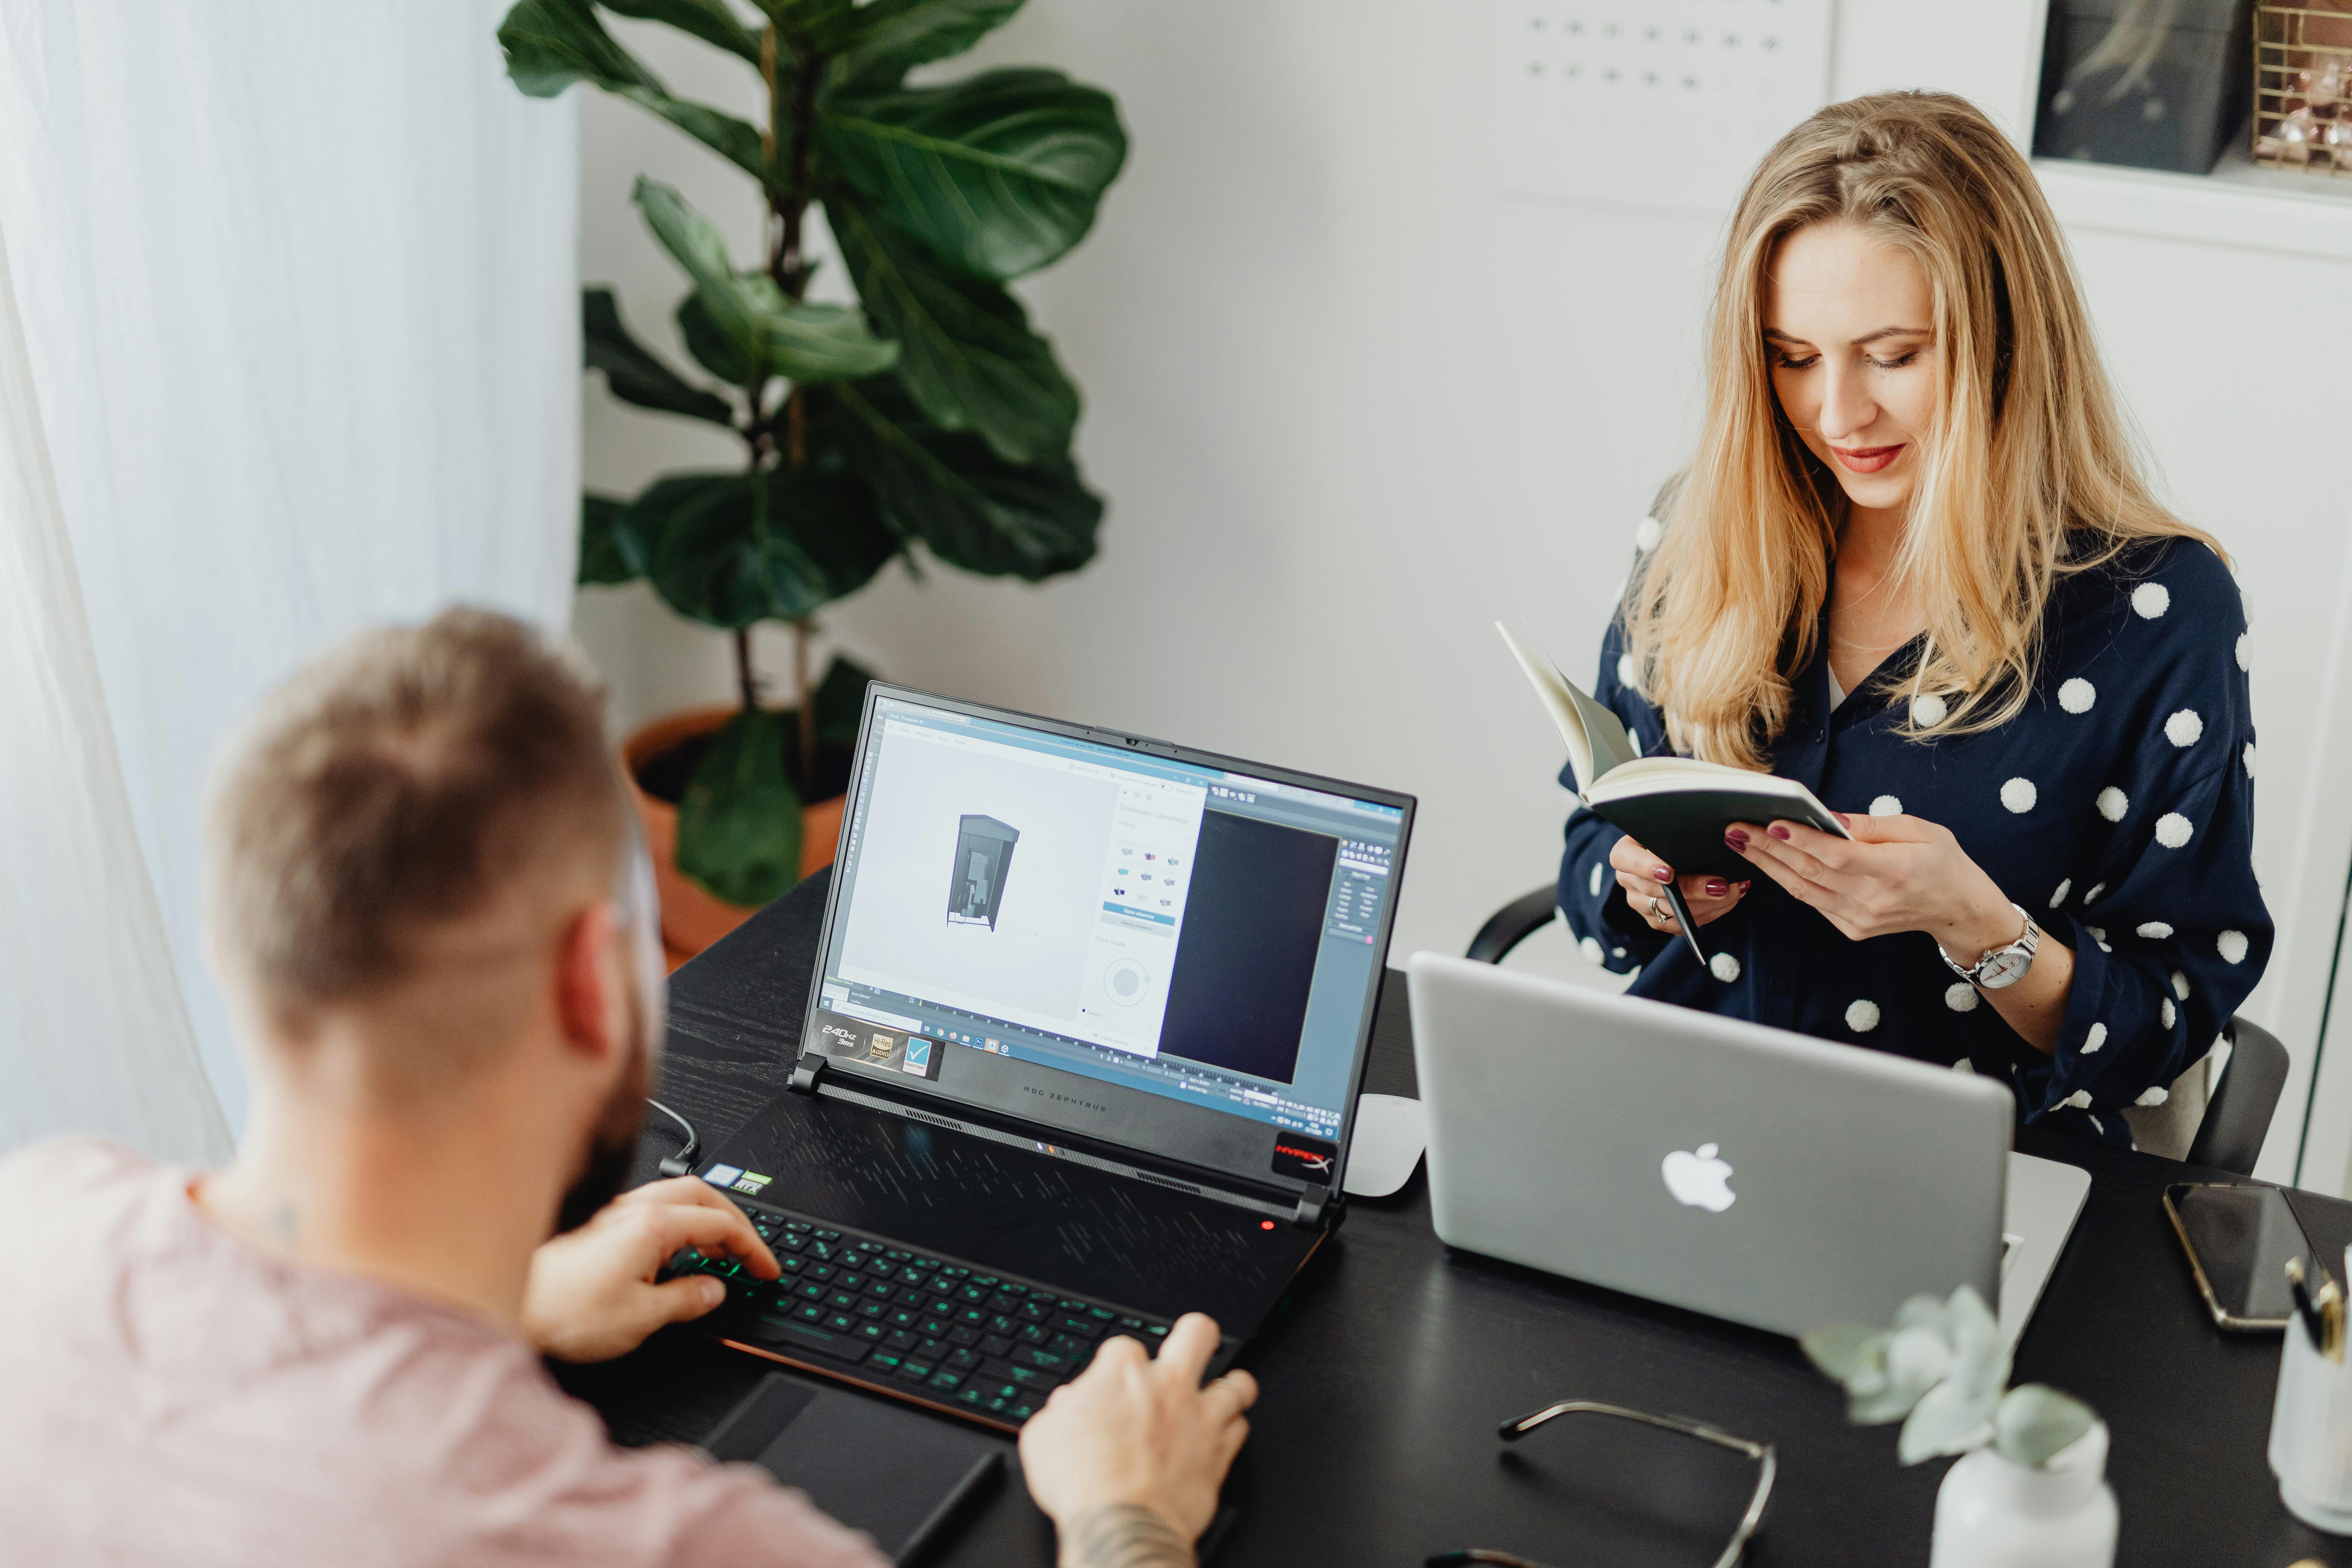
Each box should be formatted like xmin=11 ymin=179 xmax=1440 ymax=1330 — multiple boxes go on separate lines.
xmin=499 ymin=0 xmax=769 ymax=184
xmin=628 ymin=467 xmax=899 ymax=629
xmin=834 ymin=379 xmax=1099 ymax=579
xmin=579 ymin=491 xmax=649 ymax=585
xmin=598 ymin=0 xmax=761 ymax=63
xmin=638 ymin=181 xmax=899 ymax=385
xmin=818 ymin=69 xmax=1127 ymax=281
xmin=831 ymin=203 xmax=1076 ymax=464
xmin=823 ymin=0 xmax=1027 ymax=85
xmin=814 ymin=653 xmax=881 ymax=741
xmin=584 ymin=287 xmax=735 ymax=425
xmin=676 ymin=707 xmax=804 ymax=906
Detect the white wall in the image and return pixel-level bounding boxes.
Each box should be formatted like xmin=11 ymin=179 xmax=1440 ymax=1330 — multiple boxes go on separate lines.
xmin=577 ymin=2 xmax=2352 ymax=1183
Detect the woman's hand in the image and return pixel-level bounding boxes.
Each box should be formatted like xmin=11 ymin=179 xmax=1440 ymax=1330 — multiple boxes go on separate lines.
xmin=1723 ymin=812 xmax=2016 ymax=954
xmin=1610 ymin=834 xmax=1750 ymax=933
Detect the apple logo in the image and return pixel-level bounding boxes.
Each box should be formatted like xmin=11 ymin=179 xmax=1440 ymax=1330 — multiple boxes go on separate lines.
xmin=1661 ymin=1142 xmax=1737 ymax=1213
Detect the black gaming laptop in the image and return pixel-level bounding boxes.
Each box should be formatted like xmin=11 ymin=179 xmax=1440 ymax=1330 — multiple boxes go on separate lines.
xmin=669 ymin=683 xmax=1413 ymax=1432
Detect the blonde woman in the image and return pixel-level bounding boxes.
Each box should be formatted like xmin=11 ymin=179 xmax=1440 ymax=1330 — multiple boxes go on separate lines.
xmin=1557 ymin=91 xmax=2268 ymax=1146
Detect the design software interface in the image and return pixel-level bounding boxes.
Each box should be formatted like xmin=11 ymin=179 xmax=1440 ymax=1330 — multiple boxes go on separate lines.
xmin=812 ymin=696 xmax=1403 ymax=1149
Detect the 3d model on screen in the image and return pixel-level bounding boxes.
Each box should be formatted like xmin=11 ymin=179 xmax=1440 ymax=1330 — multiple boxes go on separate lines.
xmin=947 ymin=816 xmax=1021 ymax=930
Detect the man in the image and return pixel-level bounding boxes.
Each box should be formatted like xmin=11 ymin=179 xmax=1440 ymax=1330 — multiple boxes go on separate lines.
xmin=0 ymin=609 xmax=1253 ymax=1567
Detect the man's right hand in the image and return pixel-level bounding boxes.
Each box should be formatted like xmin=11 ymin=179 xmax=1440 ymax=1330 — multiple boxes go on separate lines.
xmin=1610 ymin=833 xmax=1749 ymax=931
xmin=1016 ymin=1312 xmax=1255 ymax=1568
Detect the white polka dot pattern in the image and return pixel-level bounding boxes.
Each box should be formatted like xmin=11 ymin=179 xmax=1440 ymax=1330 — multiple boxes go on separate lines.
xmin=1617 ymin=653 xmax=1638 ymax=688
xmin=2136 ymin=1086 xmax=2169 ymax=1107
xmin=2000 ymin=777 xmax=2037 ymax=813
xmin=1590 ymin=861 xmax=1605 ymax=897
xmin=2137 ymin=921 xmax=2174 ymax=939
xmin=2161 ymin=998 xmax=2177 ymax=1030
xmin=1710 ymin=951 xmax=1741 ymax=982
xmin=2096 ymin=787 xmax=2128 ymax=822
xmin=2049 ymin=878 xmax=2071 ymax=908
xmin=2083 ymin=1022 xmax=2108 ymax=1053
xmin=2171 ymin=970 xmax=2190 ymax=1000
xmin=1611 ymin=946 xmax=1626 ymax=960
xmin=2085 ymin=883 xmax=2107 ymax=906
xmin=2218 ymin=929 xmax=2249 ymax=965
xmin=2061 ymin=1089 xmax=2093 ymax=1110
xmin=2086 ymin=926 xmax=2106 ymax=944
xmin=1845 ymin=999 xmax=1881 ymax=1033
xmin=1580 ymin=936 xmax=1604 ymax=965
xmin=1952 ymin=1057 xmax=1976 ymax=1074
xmin=1634 ymin=517 xmax=1663 ymax=553
xmin=1870 ymin=794 xmax=1902 ymax=817
xmin=2244 ymin=742 xmax=2256 ymax=777
xmin=1945 ymin=983 xmax=1979 ymax=1013
xmin=2164 ymin=708 xmax=2203 ymax=748
xmin=1910 ymin=693 xmax=1948 ymax=727
xmin=2155 ymin=812 xmax=2194 ymax=848
xmin=2058 ymin=678 xmax=2096 ymax=714
xmin=2236 ymin=633 xmax=2250 ymax=671
xmin=2132 ymin=582 xmax=2170 ymax=618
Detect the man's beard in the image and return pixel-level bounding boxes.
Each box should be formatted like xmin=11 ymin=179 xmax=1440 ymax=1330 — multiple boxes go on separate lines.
xmin=552 ymin=978 xmax=653 ymax=1236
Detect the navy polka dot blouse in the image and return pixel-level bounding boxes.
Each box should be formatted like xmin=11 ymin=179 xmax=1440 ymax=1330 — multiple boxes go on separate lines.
xmin=1556 ymin=531 xmax=2272 ymax=1147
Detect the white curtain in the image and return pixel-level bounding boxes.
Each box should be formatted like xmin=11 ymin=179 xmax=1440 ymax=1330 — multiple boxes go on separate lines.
xmin=0 ymin=1 xmax=580 ymax=1142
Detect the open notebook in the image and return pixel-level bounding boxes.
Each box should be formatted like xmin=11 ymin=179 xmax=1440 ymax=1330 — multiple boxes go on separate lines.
xmin=1499 ymin=622 xmax=1849 ymax=883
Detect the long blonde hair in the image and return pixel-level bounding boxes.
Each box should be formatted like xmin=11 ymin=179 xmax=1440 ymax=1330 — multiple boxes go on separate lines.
xmin=1624 ymin=90 xmax=2218 ymax=770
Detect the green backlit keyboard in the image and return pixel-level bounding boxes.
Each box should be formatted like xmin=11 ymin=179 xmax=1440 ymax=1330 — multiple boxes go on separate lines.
xmin=668 ymin=1196 xmax=1173 ymax=1428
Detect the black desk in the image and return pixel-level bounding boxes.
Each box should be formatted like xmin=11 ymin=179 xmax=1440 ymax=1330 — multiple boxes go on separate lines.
xmin=564 ymin=871 xmax=2352 ymax=1566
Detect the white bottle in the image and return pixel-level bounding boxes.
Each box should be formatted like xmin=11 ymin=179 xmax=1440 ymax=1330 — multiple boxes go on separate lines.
xmin=1928 ymin=1421 xmax=2118 ymax=1568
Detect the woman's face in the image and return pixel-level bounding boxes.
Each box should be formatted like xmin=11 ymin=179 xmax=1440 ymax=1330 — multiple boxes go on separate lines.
xmin=1762 ymin=221 xmax=1940 ymax=518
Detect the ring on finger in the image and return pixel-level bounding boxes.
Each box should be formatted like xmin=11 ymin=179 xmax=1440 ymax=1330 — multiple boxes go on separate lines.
xmin=1647 ymin=894 xmax=1674 ymax=925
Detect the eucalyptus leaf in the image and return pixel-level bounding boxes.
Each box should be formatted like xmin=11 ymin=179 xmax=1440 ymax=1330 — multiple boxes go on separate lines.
xmin=1896 ymin=1377 xmax=1998 ymax=1466
xmin=1992 ymin=1386 xmax=2098 ymax=1469
xmin=599 ymin=0 xmax=761 ymax=63
xmin=832 ymin=203 xmax=1077 ymax=463
xmin=835 ymin=379 xmax=1100 ymax=579
xmin=579 ymin=492 xmax=648 ymax=585
xmin=676 ymin=707 xmax=804 ymax=907
xmin=499 ymin=0 xmax=768 ymax=182
xmin=818 ymin=69 xmax=1127 ymax=281
xmin=827 ymin=0 xmax=1026 ymax=85
xmin=585 ymin=287 xmax=735 ymax=424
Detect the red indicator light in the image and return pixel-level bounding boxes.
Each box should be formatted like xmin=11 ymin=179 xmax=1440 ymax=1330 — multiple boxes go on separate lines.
xmin=1260 ymin=1220 xmax=1275 ymax=1230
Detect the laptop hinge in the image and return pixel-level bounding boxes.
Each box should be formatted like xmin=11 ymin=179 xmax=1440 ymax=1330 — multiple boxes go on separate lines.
xmin=787 ymin=1051 xmax=827 ymax=1096
xmin=1291 ymin=1183 xmax=1332 ymax=1230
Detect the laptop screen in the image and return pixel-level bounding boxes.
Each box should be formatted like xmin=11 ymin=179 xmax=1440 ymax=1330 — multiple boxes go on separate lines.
xmin=801 ymin=688 xmax=1410 ymax=1195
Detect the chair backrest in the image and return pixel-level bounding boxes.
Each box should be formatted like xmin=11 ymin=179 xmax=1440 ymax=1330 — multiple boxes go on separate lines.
xmin=2187 ymin=1016 xmax=2291 ymax=1177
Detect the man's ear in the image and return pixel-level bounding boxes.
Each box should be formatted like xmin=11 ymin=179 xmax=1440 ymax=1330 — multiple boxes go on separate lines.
xmin=553 ymin=901 xmax=625 ymax=1064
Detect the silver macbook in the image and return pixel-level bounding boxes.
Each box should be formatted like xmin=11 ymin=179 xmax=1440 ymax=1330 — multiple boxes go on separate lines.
xmin=1406 ymin=952 xmax=2087 ymax=1347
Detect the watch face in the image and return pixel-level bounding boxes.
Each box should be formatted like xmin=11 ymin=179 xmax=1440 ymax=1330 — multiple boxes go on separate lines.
xmin=1977 ymin=947 xmax=2031 ymax=989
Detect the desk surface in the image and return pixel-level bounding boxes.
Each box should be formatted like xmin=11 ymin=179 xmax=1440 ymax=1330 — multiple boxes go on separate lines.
xmin=563 ymin=870 xmax=2352 ymax=1566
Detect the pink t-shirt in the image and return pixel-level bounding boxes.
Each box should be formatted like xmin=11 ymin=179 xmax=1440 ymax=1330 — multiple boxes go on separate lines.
xmin=0 ymin=1138 xmax=889 ymax=1567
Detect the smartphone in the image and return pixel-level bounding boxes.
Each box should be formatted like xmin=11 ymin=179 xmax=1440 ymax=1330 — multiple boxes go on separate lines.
xmin=2163 ymin=1182 xmax=2314 ymax=1331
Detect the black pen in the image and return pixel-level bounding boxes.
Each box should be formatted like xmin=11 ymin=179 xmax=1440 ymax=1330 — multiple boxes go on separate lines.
xmin=2288 ymin=1256 xmax=2325 ymax=1351
xmin=1659 ymin=879 xmax=1712 ymax=970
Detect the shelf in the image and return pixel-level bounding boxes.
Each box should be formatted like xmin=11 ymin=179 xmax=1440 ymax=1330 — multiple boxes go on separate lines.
xmin=2033 ymin=143 xmax=2352 ymax=263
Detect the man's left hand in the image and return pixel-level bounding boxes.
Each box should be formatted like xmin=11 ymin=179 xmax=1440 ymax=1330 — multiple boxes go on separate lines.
xmin=523 ymin=1176 xmax=778 ymax=1363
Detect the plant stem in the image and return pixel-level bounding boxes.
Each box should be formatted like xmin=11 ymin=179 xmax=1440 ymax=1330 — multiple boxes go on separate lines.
xmin=734 ymin=627 xmax=757 ymax=714
xmin=794 ymin=619 xmax=816 ymax=791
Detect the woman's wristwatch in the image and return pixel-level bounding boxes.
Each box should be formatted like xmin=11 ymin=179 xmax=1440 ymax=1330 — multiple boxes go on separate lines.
xmin=1939 ymin=903 xmax=2040 ymax=990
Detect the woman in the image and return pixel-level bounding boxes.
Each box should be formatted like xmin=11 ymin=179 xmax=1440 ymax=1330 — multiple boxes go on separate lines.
xmin=1556 ymin=92 xmax=2268 ymax=1146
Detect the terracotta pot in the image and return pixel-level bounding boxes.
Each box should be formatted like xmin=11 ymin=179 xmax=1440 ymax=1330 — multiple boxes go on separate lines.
xmin=622 ymin=705 xmax=847 ymax=964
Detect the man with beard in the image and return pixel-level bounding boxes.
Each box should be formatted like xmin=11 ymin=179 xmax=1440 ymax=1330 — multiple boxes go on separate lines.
xmin=0 ymin=610 xmax=1251 ymax=1568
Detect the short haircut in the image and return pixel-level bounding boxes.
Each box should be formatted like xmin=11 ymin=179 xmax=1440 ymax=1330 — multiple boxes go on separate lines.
xmin=207 ymin=607 xmax=627 ymax=1016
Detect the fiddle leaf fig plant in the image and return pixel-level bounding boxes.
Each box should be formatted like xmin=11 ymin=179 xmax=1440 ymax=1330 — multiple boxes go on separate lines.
xmin=1802 ymin=1283 xmax=2099 ymax=1468
xmin=500 ymin=0 xmax=1125 ymax=907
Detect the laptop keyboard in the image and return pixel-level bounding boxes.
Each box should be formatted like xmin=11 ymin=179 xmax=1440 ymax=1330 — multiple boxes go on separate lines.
xmin=668 ymin=1195 xmax=1172 ymax=1428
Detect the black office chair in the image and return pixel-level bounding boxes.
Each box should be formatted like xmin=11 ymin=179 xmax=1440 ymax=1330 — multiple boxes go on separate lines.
xmin=1465 ymin=882 xmax=2292 ymax=1178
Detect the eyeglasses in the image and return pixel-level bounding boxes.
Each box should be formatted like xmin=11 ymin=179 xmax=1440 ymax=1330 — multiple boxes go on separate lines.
xmin=1426 ymin=1399 xmax=1777 ymax=1568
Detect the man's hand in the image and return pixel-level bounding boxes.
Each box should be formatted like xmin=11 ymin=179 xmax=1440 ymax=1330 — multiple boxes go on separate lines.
xmin=522 ymin=1176 xmax=778 ymax=1363
xmin=1018 ymin=1313 xmax=1256 ymax=1568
